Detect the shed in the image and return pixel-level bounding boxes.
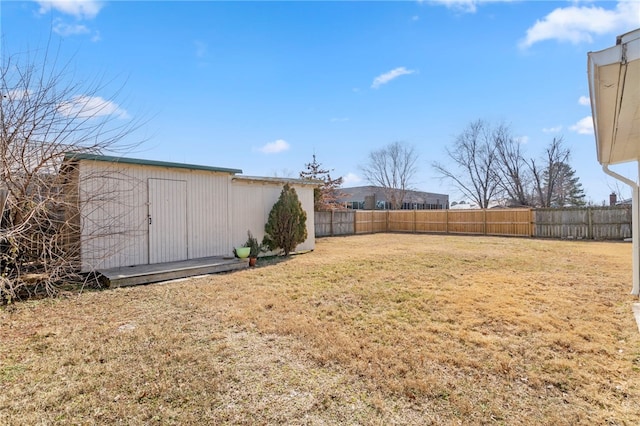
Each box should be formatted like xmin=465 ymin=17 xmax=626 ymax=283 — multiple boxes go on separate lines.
xmin=62 ymin=153 xmax=317 ymax=273
xmin=588 ymin=28 xmax=640 ymax=295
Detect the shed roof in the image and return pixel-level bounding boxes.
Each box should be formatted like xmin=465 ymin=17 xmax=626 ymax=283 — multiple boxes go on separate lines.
xmin=588 ymin=28 xmax=640 ymax=165
xmin=63 ymin=152 xmax=243 ymax=174
xmin=232 ymin=175 xmax=321 ymax=186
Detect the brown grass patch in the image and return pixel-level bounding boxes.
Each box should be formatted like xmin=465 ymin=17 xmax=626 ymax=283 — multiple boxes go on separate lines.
xmin=1 ymin=234 xmax=639 ymax=424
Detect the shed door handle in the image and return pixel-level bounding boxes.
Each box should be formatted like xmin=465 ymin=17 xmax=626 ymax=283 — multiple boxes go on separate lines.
xmin=148 ymin=216 xmax=152 ymax=225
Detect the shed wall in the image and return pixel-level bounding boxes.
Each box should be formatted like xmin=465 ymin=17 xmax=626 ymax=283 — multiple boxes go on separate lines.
xmin=231 ymin=180 xmax=316 ymax=252
xmin=76 ymin=160 xmax=316 ymax=272
xmin=78 ymin=161 xmax=231 ymax=271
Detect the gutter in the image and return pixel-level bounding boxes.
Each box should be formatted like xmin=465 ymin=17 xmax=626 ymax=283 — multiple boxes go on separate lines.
xmin=602 ymin=164 xmax=637 ymax=188
xmin=602 ymin=164 xmax=640 ymax=296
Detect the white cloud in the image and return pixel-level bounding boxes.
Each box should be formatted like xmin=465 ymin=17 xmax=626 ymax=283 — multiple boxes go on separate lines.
xmin=570 ymin=116 xmax=594 ymax=135
xmin=519 ymin=1 xmax=640 ymax=49
xmin=330 ymin=117 xmax=349 ymax=122
xmin=517 ymin=136 xmax=529 ymax=144
xmin=52 ymin=19 xmax=90 ymax=36
xmin=36 ymin=0 xmax=104 ymax=19
xmin=542 ymin=125 xmax=563 ymax=133
xmin=342 ymin=172 xmax=362 ymax=187
xmin=411 ymin=15 xmax=420 ymax=21
xmin=425 ymin=0 xmax=513 ymax=14
xmin=58 ymin=95 xmax=129 ymax=119
xmin=578 ymin=95 xmax=591 ymax=106
xmin=427 ymin=0 xmax=478 ymax=13
xmin=3 ymin=89 xmax=32 ymax=102
xmin=371 ymin=67 xmax=416 ymax=89
xmin=259 ymin=139 xmax=290 ymax=154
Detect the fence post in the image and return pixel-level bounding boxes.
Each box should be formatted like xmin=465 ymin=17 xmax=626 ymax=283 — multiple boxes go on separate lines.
xmin=530 ymin=209 xmax=534 ymax=237
xmin=371 ymin=210 xmax=374 ymax=234
xmin=446 ymin=209 xmax=449 ymax=234
xmin=587 ymin=207 xmax=593 ymax=240
xmin=414 ymin=209 xmax=417 ymax=233
xmin=483 ymin=209 xmax=487 ymax=235
xmin=354 ymin=211 xmax=357 ymax=235
xmin=330 ymin=209 xmax=335 ymax=237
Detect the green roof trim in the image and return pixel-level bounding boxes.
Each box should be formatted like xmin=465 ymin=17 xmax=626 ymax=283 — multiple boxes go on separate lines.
xmin=64 ymin=153 xmax=242 ymax=175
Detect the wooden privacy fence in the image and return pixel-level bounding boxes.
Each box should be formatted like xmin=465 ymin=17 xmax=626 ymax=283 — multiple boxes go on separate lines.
xmin=314 ymin=210 xmax=356 ymax=236
xmin=534 ymin=206 xmax=631 ymax=239
xmin=354 ymin=209 xmax=532 ymax=237
xmin=314 ymin=205 xmax=632 ymax=240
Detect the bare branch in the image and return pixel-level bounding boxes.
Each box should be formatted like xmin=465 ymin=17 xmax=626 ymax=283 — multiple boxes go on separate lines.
xmin=359 ymin=141 xmax=418 ymax=210
xmin=1 ymin=41 xmax=144 ymax=301
xmin=432 ymin=120 xmax=499 ymax=208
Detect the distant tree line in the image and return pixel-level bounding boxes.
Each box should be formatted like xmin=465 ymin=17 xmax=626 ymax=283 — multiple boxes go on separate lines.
xmin=302 ymin=121 xmax=586 ymax=212
xmin=433 ymin=120 xmax=585 ymax=208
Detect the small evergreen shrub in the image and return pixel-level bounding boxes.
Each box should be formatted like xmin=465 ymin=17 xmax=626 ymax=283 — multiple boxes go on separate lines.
xmin=263 ymin=184 xmax=307 ymax=256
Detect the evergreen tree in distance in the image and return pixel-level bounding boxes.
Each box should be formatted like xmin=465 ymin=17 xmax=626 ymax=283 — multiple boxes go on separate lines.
xmin=545 ymin=162 xmax=586 ymax=207
xmin=299 ymin=154 xmax=345 ymax=211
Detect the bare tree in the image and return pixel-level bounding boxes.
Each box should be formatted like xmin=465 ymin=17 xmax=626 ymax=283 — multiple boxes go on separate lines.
xmin=1 ymin=43 xmax=141 ymax=301
xmin=529 ymin=137 xmax=570 ymax=207
xmin=360 ymin=141 xmax=418 ymax=210
xmin=433 ymin=120 xmax=500 ymax=209
xmin=494 ymin=124 xmax=532 ymax=206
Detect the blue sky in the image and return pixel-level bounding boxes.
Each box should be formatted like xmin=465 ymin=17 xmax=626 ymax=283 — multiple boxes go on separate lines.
xmin=2 ymin=0 xmax=639 ymax=204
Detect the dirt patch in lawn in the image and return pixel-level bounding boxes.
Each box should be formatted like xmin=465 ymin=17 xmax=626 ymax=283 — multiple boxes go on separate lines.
xmin=1 ymin=234 xmax=639 ymax=425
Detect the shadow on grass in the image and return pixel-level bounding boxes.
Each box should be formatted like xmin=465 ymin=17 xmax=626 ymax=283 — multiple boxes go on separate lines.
xmin=255 ymin=250 xmax=312 ymax=268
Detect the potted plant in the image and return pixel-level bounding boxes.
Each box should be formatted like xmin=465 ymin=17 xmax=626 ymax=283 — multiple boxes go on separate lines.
xmin=233 ymin=246 xmax=250 ymax=259
xmin=244 ymin=230 xmax=265 ymax=266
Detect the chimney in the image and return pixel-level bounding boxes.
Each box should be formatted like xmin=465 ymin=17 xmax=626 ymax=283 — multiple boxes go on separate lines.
xmin=609 ymin=192 xmax=617 ymax=206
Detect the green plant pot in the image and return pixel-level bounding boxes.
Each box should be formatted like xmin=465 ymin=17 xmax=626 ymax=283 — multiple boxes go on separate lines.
xmin=235 ymin=247 xmax=250 ymax=258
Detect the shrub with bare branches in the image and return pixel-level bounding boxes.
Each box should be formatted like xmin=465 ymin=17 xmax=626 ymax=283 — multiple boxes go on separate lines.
xmin=0 ymin=43 xmax=141 ymax=302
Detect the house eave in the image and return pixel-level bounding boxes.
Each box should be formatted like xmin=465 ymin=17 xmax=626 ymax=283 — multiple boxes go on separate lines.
xmin=588 ymin=28 xmax=640 ymax=166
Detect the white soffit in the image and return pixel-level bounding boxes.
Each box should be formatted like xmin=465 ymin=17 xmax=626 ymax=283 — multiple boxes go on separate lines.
xmin=588 ymin=28 xmax=640 ymax=166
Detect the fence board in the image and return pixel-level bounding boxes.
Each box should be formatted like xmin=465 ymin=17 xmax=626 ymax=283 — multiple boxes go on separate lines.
xmin=447 ymin=210 xmax=486 ymax=234
xmin=415 ymin=210 xmax=448 ymax=233
xmin=485 ymin=209 xmax=532 ymax=237
xmin=315 ymin=211 xmax=355 ymax=237
xmin=534 ymin=206 xmax=631 ymax=240
xmin=355 ymin=210 xmax=387 ymax=234
xmin=388 ymin=211 xmax=415 ymax=232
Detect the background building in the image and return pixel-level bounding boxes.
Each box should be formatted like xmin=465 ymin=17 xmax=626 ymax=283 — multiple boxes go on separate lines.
xmin=340 ymin=186 xmax=448 ymax=210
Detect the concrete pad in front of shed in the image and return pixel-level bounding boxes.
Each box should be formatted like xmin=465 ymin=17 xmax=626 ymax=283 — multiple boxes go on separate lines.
xmin=98 ymin=256 xmax=248 ymax=287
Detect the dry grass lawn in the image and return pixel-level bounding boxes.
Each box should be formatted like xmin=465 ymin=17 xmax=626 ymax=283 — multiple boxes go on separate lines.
xmin=1 ymin=234 xmax=639 ymax=425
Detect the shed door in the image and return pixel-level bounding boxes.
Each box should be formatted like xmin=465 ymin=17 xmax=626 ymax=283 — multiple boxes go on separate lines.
xmin=148 ymin=178 xmax=188 ymax=264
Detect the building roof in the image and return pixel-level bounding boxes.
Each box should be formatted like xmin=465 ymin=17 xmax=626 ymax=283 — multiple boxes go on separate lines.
xmin=63 ymin=152 xmax=243 ymax=175
xmin=339 ymin=185 xmax=448 ymax=203
xmin=588 ymin=28 xmax=640 ymax=165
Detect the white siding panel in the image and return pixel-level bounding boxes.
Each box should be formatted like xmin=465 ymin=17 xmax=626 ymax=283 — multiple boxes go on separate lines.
xmin=231 ymin=181 xmax=316 ymax=253
xmin=149 ymin=179 xmax=188 ymax=263
xmin=187 ymin=172 xmax=231 ymax=258
xmin=78 ymin=161 xmax=233 ymax=271
xmin=79 ymin=162 xmax=149 ymax=271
